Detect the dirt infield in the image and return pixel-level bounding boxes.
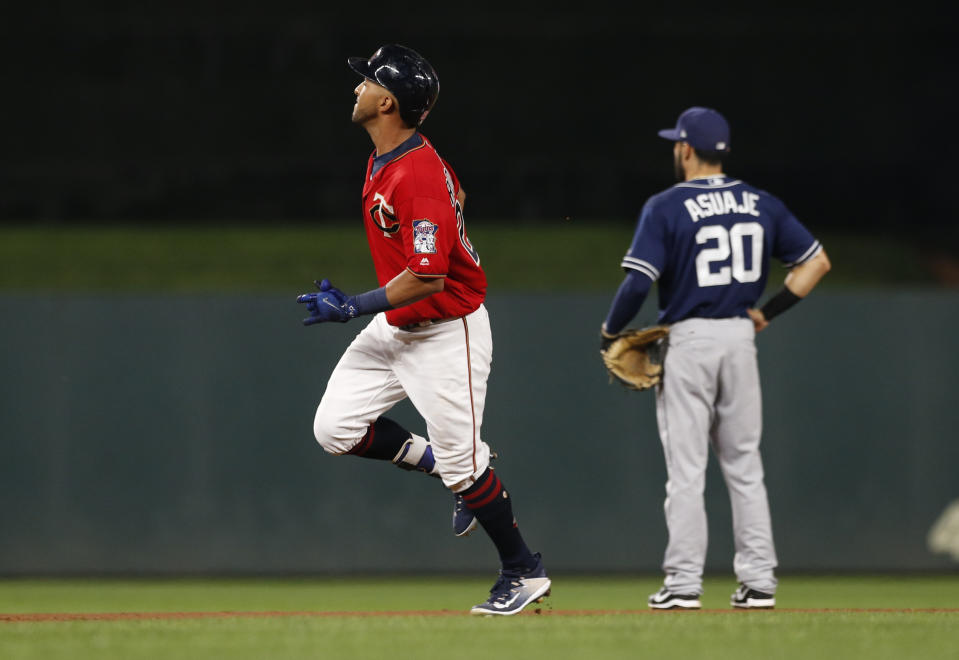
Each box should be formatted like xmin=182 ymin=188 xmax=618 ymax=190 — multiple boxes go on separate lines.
xmin=3 ymin=608 xmax=958 ymax=622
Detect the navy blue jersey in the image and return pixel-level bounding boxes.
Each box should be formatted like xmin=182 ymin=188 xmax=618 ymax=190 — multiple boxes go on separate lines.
xmin=623 ymin=175 xmax=821 ymax=324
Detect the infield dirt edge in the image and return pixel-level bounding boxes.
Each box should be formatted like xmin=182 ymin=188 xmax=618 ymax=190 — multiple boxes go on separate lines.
xmin=4 ymin=608 xmax=958 ymax=622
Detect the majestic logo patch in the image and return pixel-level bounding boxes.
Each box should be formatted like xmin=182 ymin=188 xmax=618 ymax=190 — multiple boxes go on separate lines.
xmin=368 ymin=192 xmax=399 ymax=235
xmin=420 ymin=257 xmax=430 ymax=265
xmin=413 ymin=219 xmax=438 ymax=254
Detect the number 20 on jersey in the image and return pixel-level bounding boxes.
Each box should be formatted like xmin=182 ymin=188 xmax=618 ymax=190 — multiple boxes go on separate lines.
xmin=695 ymin=222 xmax=764 ymax=287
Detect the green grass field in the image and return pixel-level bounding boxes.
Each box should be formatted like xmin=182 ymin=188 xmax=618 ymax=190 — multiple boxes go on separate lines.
xmin=1 ymin=575 xmax=956 ymax=659
xmin=0 ymin=223 xmax=936 ymax=292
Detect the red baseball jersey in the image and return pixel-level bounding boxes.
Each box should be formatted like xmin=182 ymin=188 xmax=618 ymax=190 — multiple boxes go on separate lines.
xmin=361 ymin=133 xmax=487 ymax=327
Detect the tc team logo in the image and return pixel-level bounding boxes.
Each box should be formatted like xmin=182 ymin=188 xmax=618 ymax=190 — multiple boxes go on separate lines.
xmin=368 ymin=192 xmax=399 ymax=235
xmin=413 ymin=219 xmax=438 ymax=254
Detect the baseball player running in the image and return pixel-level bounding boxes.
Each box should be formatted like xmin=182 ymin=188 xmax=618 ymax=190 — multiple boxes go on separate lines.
xmin=297 ymin=44 xmax=550 ymax=616
xmin=601 ymin=107 xmax=830 ymax=609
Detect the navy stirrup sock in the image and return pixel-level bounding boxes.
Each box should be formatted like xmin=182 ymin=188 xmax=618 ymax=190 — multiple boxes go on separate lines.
xmin=347 ymin=417 xmax=411 ymax=460
xmin=461 ymin=467 xmax=536 ymax=571
xmin=347 ymin=417 xmax=438 ymax=474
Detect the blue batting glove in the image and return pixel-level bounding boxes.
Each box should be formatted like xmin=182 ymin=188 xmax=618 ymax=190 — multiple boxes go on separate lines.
xmin=316 ymin=279 xmax=362 ymax=318
xmin=296 ymin=279 xmax=352 ymax=325
xmin=317 ymin=279 xmax=363 ymax=318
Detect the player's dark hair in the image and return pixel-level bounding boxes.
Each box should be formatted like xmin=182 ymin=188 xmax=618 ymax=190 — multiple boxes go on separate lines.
xmin=693 ymin=148 xmax=725 ymax=166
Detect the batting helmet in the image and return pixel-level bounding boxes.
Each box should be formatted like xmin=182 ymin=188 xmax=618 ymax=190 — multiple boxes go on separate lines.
xmin=347 ymin=44 xmax=440 ymax=127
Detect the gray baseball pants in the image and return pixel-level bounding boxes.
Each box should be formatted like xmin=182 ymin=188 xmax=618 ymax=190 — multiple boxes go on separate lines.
xmin=655 ymin=317 xmax=778 ymax=595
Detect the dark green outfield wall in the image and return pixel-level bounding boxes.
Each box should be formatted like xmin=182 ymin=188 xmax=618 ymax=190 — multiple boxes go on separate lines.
xmin=1 ymin=292 xmax=957 ymax=574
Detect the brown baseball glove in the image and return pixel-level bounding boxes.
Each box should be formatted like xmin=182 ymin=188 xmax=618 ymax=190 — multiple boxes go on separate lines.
xmin=600 ymin=325 xmax=670 ymax=391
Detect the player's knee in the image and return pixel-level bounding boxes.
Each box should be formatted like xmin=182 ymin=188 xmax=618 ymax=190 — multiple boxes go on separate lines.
xmin=312 ymin=414 xmax=354 ymax=455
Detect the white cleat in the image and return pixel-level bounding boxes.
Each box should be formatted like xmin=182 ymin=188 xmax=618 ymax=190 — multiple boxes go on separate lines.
xmin=648 ymin=586 xmax=702 ymax=610
xmin=470 ymin=553 xmax=551 ymax=616
xmin=731 ymin=584 xmax=776 ymax=609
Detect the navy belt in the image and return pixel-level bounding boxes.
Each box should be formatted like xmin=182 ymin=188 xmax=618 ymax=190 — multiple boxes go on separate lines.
xmin=398 ymin=317 xmax=462 ymax=331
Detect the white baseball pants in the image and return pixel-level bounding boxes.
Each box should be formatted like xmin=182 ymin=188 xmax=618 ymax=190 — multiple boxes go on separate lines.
xmin=313 ymin=305 xmax=493 ymax=490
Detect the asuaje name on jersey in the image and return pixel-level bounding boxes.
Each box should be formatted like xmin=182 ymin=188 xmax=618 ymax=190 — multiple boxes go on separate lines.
xmin=679 ymin=177 xmax=761 ymax=222
xmin=622 ymin=174 xmax=822 ymax=323
xmin=361 ymin=132 xmax=486 ymax=328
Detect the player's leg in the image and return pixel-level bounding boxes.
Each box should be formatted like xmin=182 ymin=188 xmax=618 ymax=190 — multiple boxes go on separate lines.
xmin=397 ymin=312 xmax=492 ymax=489
xmin=396 ymin=305 xmax=549 ymax=615
xmin=313 ymin=315 xmax=424 ymax=469
xmin=347 ymin=416 xmax=441 ymax=474
xmin=712 ymin=319 xmax=778 ymax=602
xmin=314 ymin=315 xmax=478 ymax=536
xmin=653 ymin=320 xmax=720 ymax=604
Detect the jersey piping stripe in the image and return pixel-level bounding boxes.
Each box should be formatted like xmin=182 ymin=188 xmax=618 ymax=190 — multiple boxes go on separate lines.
xmin=462 ymin=317 xmax=478 ymax=475
xmin=674 ymin=179 xmax=743 ymax=189
xmin=783 ymin=241 xmax=822 ymax=268
xmin=622 ymin=256 xmax=661 ymax=278
xmin=621 ymin=261 xmax=658 ymax=281
xmin=404 ymin=266 xmax=446 ymax=279
xmin=621 ymin=259 xmax=659 ymax=281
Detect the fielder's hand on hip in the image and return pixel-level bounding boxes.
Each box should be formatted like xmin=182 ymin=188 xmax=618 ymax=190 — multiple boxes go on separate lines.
xmin=747 ymin=308 xmax=769 ymax=333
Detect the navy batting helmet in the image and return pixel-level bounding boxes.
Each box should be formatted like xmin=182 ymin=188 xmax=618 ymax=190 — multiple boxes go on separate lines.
xmin=347 ymin=44 xmax=440 ymax=127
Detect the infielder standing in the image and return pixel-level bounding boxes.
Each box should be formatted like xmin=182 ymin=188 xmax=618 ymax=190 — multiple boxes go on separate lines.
xmin=601 ymin=107 xmax=830 ymax=609
xmin=297 ymin=44 xmax=550 ymax=616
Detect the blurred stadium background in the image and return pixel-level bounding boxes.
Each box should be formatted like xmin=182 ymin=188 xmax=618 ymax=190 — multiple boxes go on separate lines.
xmin=1 ymin=3 xmax=957 ymax=580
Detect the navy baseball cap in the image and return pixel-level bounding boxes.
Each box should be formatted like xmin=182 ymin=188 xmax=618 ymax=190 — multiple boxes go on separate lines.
xmin=348 ymin=44 xmax=440 ymax=127
xmin=658 ymin=107 xmax=730 ymax=152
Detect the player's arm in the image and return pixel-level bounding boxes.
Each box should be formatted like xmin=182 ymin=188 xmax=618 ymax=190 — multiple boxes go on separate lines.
xmin=783 ymin=249 xmax=831 ymax=296
xmin=749 ymin=249 xmax=831 ymax=332
xmin=601 ymin=202 xmax=665 ymax=347
xmin=385 ymin=268 xmax=444 ymax=307
xmin=297 ymin=270 xmax=444 ymax=325
xmin=601 ymin=270 xmax=654 ymax=348
xmin=456 ymin=187 xmax=466 ymax=211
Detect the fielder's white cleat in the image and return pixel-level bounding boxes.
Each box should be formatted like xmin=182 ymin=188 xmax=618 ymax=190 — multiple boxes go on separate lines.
xmin=730 ymin=584 xmax=776 ymax=609
xmin=648 ymin=586 xmax=702 ymax=610
xmin=470 ymin=553 xmax=551 ymax=616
